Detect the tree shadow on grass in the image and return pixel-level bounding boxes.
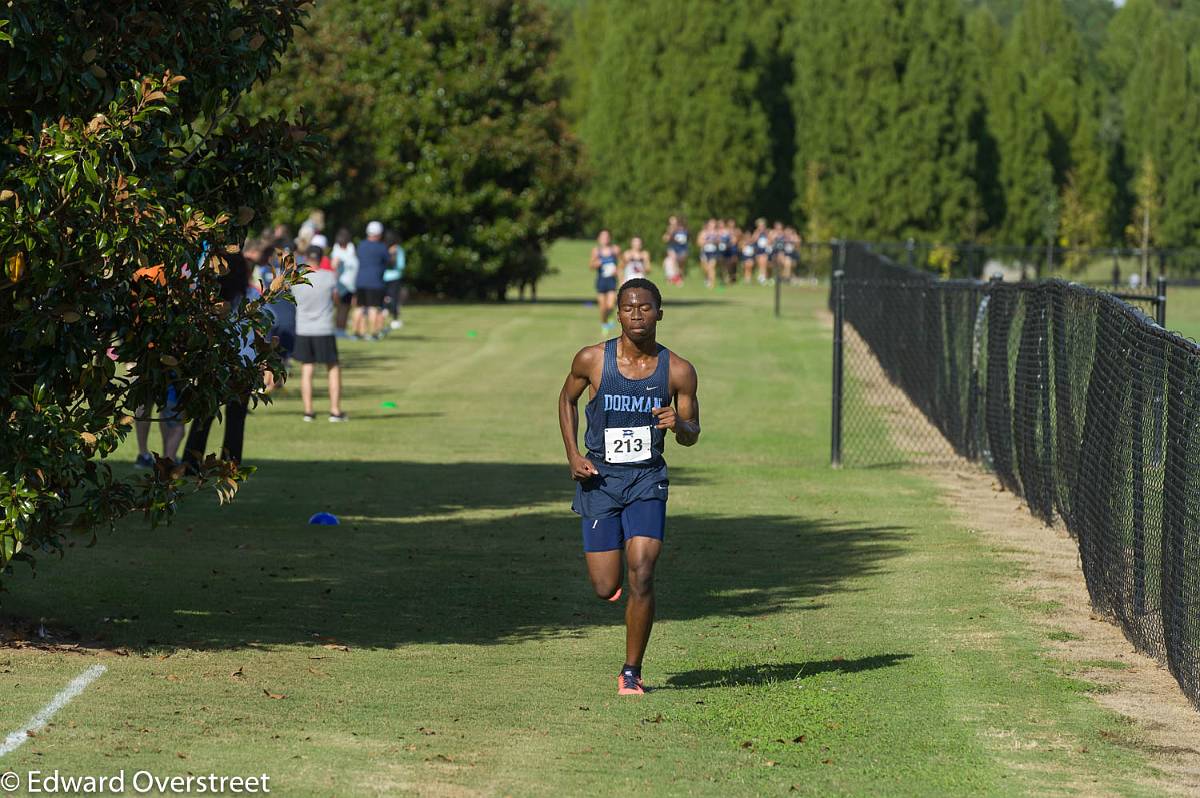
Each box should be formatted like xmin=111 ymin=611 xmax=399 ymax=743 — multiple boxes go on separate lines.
xmin=663 ymin=654 xmax=914 ymax=689
xmin=2 ymin=460 xmax=908 ymax=653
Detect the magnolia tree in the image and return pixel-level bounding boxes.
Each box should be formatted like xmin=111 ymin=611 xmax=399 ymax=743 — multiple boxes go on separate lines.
xmin=0 ymin=1 xmax=317 ymax=583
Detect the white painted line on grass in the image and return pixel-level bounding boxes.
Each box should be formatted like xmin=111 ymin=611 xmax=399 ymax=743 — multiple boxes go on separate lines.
xmin=0 ymin=664 xmax=107 ymax=758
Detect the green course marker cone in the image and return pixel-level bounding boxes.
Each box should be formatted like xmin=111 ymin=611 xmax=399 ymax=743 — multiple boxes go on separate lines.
xmin=381 ymin=401 xmax=397 ymax=409
xmin=466 ymin=330 xmax=478 ymax=338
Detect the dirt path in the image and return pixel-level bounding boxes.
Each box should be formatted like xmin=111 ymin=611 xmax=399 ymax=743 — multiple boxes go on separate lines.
xmin=830 ymin=310 xmax=1200 ymax=793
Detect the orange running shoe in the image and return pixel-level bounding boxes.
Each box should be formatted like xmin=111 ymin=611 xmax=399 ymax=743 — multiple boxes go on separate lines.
xmin=618 ymin=671 xmax=645 ymax=696
xmin=607 ymin=587 xmax=622 ymax=602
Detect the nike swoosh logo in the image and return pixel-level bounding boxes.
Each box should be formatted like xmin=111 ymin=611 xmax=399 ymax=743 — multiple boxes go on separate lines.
xmin=645 ymin=386 xmax=656 ymax=392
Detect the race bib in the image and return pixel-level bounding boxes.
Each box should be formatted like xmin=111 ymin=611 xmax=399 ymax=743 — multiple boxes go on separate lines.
xmin=604 ymin=426 xmax=652 ymax=464
xmin=602 ymin=262 xmax=617 ymax=278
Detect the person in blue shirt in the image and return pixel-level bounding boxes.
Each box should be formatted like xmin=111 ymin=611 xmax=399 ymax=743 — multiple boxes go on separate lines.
xmin=354 ymin=220 xmax=390 ymax=340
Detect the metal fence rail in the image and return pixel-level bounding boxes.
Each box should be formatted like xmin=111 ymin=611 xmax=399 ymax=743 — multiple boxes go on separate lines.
xmin=828 ymin=243 xmax=1200 ymax=707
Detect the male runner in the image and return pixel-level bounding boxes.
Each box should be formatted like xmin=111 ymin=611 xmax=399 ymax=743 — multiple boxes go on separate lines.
xmin=557 ymin=278 xmax=701 ymax=696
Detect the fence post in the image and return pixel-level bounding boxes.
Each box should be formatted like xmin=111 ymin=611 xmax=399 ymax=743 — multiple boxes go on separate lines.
xmin=906 ymin=237 xmax=915 ymax=270
xmin=1111 ymin=249 xmax=1120 ymax=288
xmin=774 ymin=258 xmax=781 ymax=318
xmin=1157 ymin=275 xmax=1167 ymax=328
xmin=831 ymin=266 xmax=845 ymax=468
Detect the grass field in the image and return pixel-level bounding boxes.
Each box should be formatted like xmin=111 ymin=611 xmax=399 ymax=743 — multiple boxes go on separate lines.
xmin=0 ymin=240 xmax=1173 ymax=795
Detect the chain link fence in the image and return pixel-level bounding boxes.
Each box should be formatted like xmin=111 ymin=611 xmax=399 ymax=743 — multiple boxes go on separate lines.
xmin=829 ymin=242 xmax=1200 ymax=708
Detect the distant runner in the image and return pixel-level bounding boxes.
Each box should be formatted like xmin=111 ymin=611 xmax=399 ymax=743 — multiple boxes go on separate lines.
xmin=662 ymin=216 xmax=689 ymax=281
xmin=622 ymin=236 xmax=650 ymax=283
xmin=558 ymin=278 xmax=701 ymax=696
xmin=590 ymin=229 xmax=621 ymax=338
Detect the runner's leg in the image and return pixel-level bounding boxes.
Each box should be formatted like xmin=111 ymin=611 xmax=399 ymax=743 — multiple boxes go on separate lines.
xmin=585 ymin=550 xmax=623 ymax=599
xmin=624 ymin=535 xmax=662 ymax=667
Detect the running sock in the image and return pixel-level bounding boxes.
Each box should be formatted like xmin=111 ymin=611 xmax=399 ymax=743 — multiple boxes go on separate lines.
xmin=621 ymin=664 xmax=641 ymax=679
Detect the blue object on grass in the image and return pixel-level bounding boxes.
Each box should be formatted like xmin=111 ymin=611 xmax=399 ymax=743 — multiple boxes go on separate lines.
xmin=308 ymin=512 xmax=340 ymax=526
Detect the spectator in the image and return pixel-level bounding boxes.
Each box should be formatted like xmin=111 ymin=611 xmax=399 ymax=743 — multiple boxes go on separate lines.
xmin=355 ymin=220 xmax=389 ymax=340
xmin=293 ymin=244 xmax=348 ymax=422
xmin=261 ymin=242 xmax=296 ymax=394
xmin=331 ymin=228 xmax=358 ymax=336
xmin=384 ymin=231 xmax=406 ymax=330
xmin=183 ymin=251 xmax=252 ymax=468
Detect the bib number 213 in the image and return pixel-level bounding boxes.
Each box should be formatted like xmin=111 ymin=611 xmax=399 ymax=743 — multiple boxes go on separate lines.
xmin=604 ymin=426 xmax=652 ymax=464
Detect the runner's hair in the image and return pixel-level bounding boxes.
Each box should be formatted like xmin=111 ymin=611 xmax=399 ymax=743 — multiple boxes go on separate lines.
xmin=618 ymin=278 xmax=662 ymax=309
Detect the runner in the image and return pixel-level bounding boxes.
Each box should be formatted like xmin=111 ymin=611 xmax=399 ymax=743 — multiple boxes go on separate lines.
xmin=698 ymin=219 xmax=719 ymax=288
xmin=752 ymin=218 xmax=772 ymax=284
xmin=661 ymin=216 xmax=689 ymax=280
xmin=718 ymin=220 xmax=736 ymax=284
xmin=621 ymin=236 xmax=650 ymax=283
xmin=738 ymin=230 xmax=757 ymax=284
xmin=770 ymin=221 xmax=788 ymax=283
xmin=557 ymin=277 xmax=701 ymax=696
xmin=590 ymin=230 xmax=621 ymax=337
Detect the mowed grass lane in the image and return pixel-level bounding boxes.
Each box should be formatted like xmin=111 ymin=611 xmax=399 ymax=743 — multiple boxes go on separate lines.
xmin=0 ymin=241 xmax=1164 ymax=795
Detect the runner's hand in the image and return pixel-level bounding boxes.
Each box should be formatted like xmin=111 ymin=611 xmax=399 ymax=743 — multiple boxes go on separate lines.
xmin=652 ymin=405 xmax=676 ymax=431
xmin=569 ymin=453 xmax=599 ymax=481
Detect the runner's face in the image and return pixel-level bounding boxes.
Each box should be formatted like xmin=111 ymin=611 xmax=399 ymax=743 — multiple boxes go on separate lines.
xmin=617 ymin=289 xmax=661 ymax=342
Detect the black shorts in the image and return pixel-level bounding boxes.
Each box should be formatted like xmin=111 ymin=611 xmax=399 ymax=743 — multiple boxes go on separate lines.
xmin=293 ymin=334 xmax=339 ymax=365
xmin=356 ymin=287 xmax=385 ymax=308
xmin=269 ymin=327 xmax=295 ymax=358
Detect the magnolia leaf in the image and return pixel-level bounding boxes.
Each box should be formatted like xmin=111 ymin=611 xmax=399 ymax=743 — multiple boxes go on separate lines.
xmin=4 ymin=252 xmax=25 ymax=282
xmin=89 ymin=64 xmax=107 ymax=79
xmin=159 ymin=355 xmax=179 ymax=367
xmin=227 ymin=27 xmax=245 ymax=42
xmin=0 ymin=190 xmax=14 ymax=202
xmin=82 ymin=48 xmax=97 ymax=63
xmin=248 ymin=34 xmax=265 ymax=51
xmin=133 ymin=263 xmax=166 ymax=285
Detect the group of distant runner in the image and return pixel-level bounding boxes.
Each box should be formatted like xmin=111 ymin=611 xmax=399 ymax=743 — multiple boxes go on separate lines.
xmin=589 ymin=215 xmax=804 ymax=335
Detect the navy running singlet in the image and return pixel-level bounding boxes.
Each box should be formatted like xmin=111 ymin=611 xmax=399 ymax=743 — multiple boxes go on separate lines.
xmin=584 ymin=339 xmax=672 ymax=469
xmin=598 ymin=249 xmax=619 ymax=278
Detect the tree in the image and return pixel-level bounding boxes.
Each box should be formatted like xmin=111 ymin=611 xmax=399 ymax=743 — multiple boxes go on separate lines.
xmin=1127 ymin=152 xmax=1162 ymax=279
xmin=1107 ymin=3 xmax=1200 ymax=250
xmin=790 ymin=0 xmax=978 ymax=242
xmin=985 ymin=0 xmax=1114 ymax=246
xmin=0 ymin=1 xmax=315 ymax=582
xmin=572 ymin=0 xmax=773 ymax=244
xmin=250 ymin=0 xmax=581 ymax=300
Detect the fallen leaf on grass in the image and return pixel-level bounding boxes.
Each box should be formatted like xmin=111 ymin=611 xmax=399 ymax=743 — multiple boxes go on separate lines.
xmin=307 ymin=667 xmax=329 ymax=677
xmin=263 ymin=689 xmax=286 ymax=700
xmin=642 ymin=713 xmax=664 ymax=724
xmin=165 ymin=674 xmax=180 ymax=682
xmin=230 ymin=667 xmax=244 ymax=679
xmin=765 ymin=761 xmax=778 ymax=767
xmin=321 ymin=644 xmax=350 ymax=652
xmin=429 ymin=754 xmax=453 ymax=763
xmin=418 ymin=727 xmax=436 ymax=735
xmin=176 ymin=752 xmax=187 ymax=760
xmin=740 ymin=741 xmax=753 ymax=749
xmin=793 ymin=735 xmax=806 ymax=744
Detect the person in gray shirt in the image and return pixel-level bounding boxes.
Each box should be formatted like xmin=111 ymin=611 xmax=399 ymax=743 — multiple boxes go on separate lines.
xmin=293 ymin=245 xmax=348 ymax=422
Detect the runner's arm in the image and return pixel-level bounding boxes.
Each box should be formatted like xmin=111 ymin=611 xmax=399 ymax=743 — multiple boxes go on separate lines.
xmin=559 ymin=347 xmax=601 ymax=480
xmin=653 ymin=357 xmax=700 ymax=446
xmin=589 ymin=247 xmax=600 ymax=271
